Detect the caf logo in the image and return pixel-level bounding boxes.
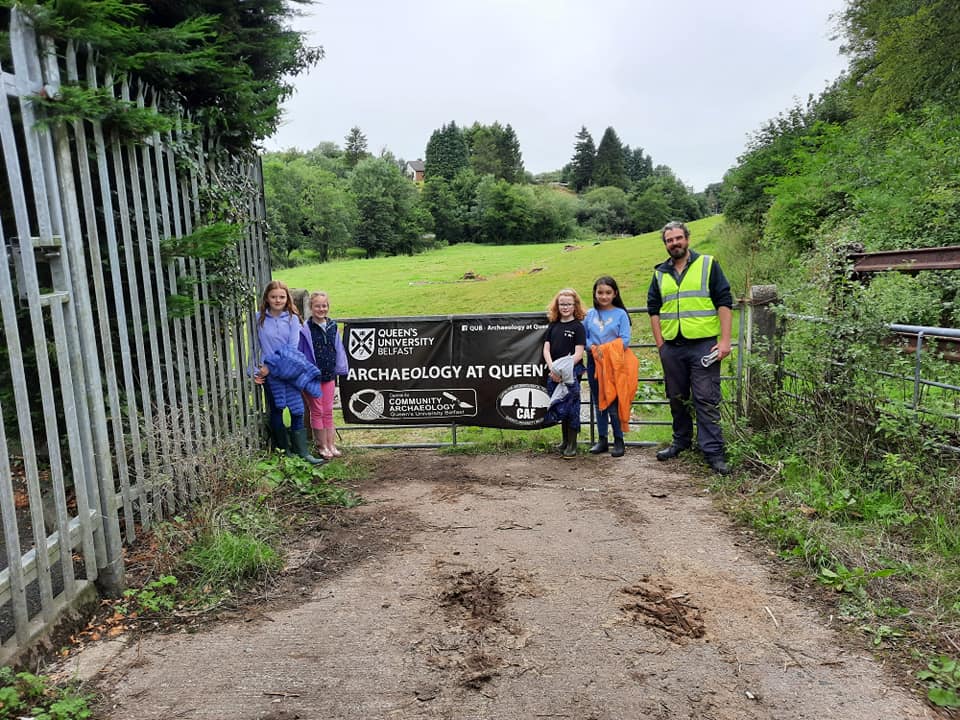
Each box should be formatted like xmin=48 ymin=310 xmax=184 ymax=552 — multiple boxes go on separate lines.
xmin=348 ymin=327 xmax=376 ymax=360
xmin=497 ymin=384 xmax=550 ymax=426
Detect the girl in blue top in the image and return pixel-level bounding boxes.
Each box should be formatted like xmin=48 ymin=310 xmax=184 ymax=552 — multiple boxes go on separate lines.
xmin=252 ymin=280 xmax=322 ymax=464
xmin=584 ymin=275 xmax=631 ymax=457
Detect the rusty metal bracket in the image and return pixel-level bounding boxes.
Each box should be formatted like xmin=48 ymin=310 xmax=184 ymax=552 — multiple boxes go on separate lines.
xmin=849 ymin=246 xmax=960 ymax=274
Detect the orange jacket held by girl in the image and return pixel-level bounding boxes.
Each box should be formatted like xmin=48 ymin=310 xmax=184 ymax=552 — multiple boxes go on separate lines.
xmin=591 ymin=339 xmax=639 ymax=434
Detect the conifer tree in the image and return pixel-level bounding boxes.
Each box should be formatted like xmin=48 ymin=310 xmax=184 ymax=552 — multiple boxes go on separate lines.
xmin=424 ymin=121 xmax=469 ymax=180
xmin=498 ymin=124 xmax=524 ymax=183
xmin=10 ymin=0 xmax=323 ymax=150
xmin=623 ymin=145 xmax=653 ymax=185
xmin=593 ymin=126 xmax=627 ymax=189
xmin=569 ymin=126 xmax=596 ymax=192
xmin=344 ymin=126 xmax=369 ymax=167
xmin=463 ymin=121 xmax=525 ymax=183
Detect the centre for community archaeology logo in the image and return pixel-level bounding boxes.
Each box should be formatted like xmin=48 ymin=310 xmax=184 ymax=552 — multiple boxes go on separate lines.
xmin=496 ymin=383 xmax=550 ymax=426
xmin=349 ymin=388 xmax=385 ymax=420
xmin=348 ymin=327 xmax=376 ymax=361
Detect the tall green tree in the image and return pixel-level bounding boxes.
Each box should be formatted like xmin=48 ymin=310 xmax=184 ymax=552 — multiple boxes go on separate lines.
xmin=262 ymin=154 xmax=356 ymax=264
xmin=421 ymin=177 xmax=465 ymax=244
xmin=451 ymin=168 xmax=483 ymax=242
xmin=628 ymin=167 xmax=703 ymax=232
xmin=579 ymin=186 xmax=631 ymax=234
xmin=623 ymin=145 xmax=653 ymax=185
xmin=464 ymin=122 xmax=501 ymax=177
xmin=424 ymin=121 xmax=469 ymax=180
xmin=593 ymin=126 xmax=627 ymax=189
xmin=462 ymin=121 xmax=525 ymax=183
xmin=497 ymin=124 xmax=524 ymax=183
xmin=569 ymin=126 xmax=596 ymax=192
xmin=350 ymin=157 xmax=426 ymax=258
xmin=344 ymin=126 xmax=369 ymax=168
xmin=841 ymin=0 xmax=960 ymax=116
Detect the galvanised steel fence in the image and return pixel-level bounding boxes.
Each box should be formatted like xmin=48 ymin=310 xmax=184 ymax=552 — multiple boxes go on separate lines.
xmin=0 ymin=8 xmax=269 ymax=665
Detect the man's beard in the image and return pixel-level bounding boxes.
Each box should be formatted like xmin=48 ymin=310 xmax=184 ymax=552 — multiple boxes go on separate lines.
xmin=668 ymin=245 xmax=686 ymax=259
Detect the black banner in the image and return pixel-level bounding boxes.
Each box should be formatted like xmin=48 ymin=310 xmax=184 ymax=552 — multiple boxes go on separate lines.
xmin=341 ymin=315 xmax=551 ymax=429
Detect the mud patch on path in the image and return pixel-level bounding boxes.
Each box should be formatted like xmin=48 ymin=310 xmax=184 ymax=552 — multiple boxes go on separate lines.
xmin=620 ymin=576 xmax=706 ymax=640
xmin=258 ymin=504 xmax=425 ymax=612
xmin=422 ymin=564 xmax=538 ymax=691
xmin=439 ymin=568 xmax=506 ymax=625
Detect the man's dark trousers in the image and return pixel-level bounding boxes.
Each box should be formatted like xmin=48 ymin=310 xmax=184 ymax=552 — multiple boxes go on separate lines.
xmin=659 ymin=337 xmax=725 ymax=459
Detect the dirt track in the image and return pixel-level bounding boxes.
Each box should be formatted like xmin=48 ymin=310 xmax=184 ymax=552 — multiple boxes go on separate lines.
xmin=72 ymin=449 xmax=936 ymax=719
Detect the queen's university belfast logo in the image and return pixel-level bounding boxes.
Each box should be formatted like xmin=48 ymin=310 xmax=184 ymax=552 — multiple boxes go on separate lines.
xmin=349 ymin=327 xmax=375 ymax=360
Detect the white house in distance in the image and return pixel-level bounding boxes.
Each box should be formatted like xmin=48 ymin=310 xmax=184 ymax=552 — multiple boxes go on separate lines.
xmin=404 ymin=159 xmax=425 ymax=182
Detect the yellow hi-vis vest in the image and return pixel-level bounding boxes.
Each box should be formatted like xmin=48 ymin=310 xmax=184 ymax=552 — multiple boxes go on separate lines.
xmin=656 ymin=254 xmax=720 ymax=340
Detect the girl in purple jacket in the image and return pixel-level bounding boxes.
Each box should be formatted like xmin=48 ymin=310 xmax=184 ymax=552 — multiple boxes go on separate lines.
xmin=252 ymin=280 xmax=323 ymax=465
xmin=299 ymin=291 xmax=349 ymax=459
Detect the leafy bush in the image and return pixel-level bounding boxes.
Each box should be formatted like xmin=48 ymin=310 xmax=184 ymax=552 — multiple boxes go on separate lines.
xmin=119 ymin=575 xmax=179 ymax=616
xmin=255 ymin=454 xmax=362 ymax=508
xmin=918 ymin=656 xmax=960 ymax=708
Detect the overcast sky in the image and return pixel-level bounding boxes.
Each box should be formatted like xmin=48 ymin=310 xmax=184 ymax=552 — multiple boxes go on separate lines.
xmin=264 ymin=0 xmax=849 ymax=191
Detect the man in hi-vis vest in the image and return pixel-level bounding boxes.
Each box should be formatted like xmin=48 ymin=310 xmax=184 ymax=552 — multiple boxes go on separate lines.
xmin=647 ymin=221 xmax=733 ymax=475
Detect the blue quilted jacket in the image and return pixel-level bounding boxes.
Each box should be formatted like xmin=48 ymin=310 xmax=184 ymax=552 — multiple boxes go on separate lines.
xmin=264 ymin=345 xmax=323 ymax=416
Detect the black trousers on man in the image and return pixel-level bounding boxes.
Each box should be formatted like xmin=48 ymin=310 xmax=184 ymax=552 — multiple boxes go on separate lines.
xmin=659 ymin=337 xmax=725 ymax=460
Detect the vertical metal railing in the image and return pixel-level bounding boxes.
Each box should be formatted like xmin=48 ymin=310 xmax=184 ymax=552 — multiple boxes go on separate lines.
xmin=0 ymin=10 xmax=270 ymax=666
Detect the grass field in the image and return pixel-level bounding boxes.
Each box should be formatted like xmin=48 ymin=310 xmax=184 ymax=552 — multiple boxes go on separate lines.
xmin=275 ymin=216 xmax=727 ymax=322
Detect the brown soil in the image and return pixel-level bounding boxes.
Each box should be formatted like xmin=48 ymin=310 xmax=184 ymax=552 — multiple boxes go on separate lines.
xmin=67 ymin=449 xmax=939 ymax=719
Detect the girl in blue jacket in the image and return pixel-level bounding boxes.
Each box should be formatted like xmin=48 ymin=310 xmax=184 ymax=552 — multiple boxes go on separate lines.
xmin=252 ymin=280 xmax=323 ymax=464
xmin=584 ymin=275 xmax=631 ymax=458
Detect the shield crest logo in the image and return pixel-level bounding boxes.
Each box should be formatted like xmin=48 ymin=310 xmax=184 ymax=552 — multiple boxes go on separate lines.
xmin=349 ymin=327 xmax=376 ymax=360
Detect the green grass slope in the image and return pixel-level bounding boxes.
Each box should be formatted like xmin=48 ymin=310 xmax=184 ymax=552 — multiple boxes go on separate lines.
xmin=275 ymin=216 xmax=725 ymax=320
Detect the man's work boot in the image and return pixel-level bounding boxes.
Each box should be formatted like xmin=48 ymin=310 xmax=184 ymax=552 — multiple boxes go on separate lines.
xmin=708 ymin=456 xmax=731 ymax=476
xmin=563 ymin=429 xmax=579 ymax=459
xmin=656 ymin=444 xmax=686 ymax=461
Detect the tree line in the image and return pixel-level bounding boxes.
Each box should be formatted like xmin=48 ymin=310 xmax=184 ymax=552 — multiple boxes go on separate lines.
xmin=265 ymin=121 xmax=713 ymax=266
xmin=719 ymin=0 xmax=960 ymax=327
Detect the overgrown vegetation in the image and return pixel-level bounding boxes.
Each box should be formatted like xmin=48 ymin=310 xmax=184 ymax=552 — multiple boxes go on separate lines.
xmin=721 ymin=1 xmax=960 ymax=318
xmin=713 ymin=5 xmax=960 ymax=704
xmin=689 ymin=6 xmax=960 ymax=689
xmin=101 ymin=440 xmax=364 ymax=623
xmin=712 ymin=264 xmax=960 ymax=707
xmin=0 ymin=666 xmax=93 ymax=719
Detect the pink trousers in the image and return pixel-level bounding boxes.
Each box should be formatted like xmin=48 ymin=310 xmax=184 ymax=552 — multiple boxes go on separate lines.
xmin=305 ymin=380 xmax=336 ymax=429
